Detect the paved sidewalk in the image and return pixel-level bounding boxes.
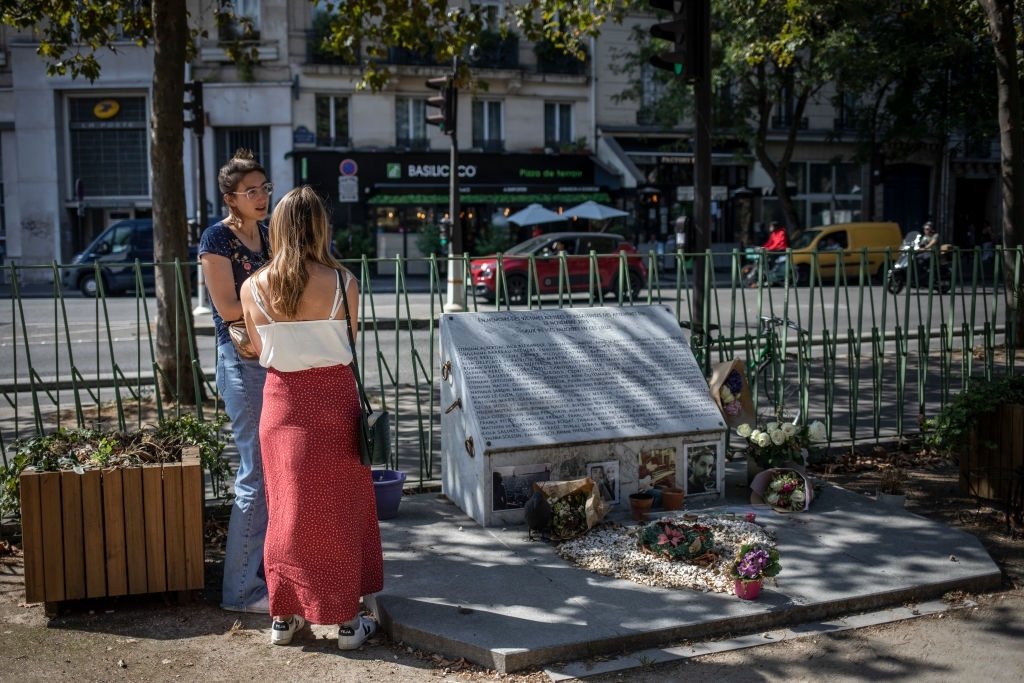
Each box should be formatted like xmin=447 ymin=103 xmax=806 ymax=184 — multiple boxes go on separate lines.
xmin=372 ymin=458 xmax=1001 ymax=675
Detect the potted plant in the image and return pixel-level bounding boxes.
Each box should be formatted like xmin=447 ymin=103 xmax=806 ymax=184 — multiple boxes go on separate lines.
xmin=371 ymin=469 xmax=407 ymax=520
xmin=736 ymin=418 xmax=828 ymax=483
xmin=876 ymin=467 xmax=907 ymax=507
xmin=925 ymin=374 xmax=1024 ymax=501
xmin=5 ymin=416 xmax=229 ymax=606
xmin=628 ymin=490 xmax=654 ymax=521
xmin=728 ymin=543 xmax=782 ymax=600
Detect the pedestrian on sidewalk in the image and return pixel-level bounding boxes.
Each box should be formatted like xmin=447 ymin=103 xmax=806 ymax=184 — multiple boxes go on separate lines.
xmin=199 ymin=149 xmax=273 ymax=614
xmin=240 ymin=186 xmax=383 ymax=650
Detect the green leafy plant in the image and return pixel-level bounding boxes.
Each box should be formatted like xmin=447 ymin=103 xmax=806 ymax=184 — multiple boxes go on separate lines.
xmin=639 ymin=520 xmax=715 ymax=562
xmin=334 ymin=224 xmax=376 ymax=262
xmin=925 ymin=374 xmax=1024 ymax=456
xmin=472 ymin=225 xmax=514 ymax=256
xmin=1 ymin=415 xmax=230 ymax=519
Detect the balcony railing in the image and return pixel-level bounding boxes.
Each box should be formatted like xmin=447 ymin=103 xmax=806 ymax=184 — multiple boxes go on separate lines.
xmin=387 ymin=46 xmax=439 ymax=67
xmin=475 ymin=31 xmax=519 ymax=69
xmin=396 ymin=137 xmax=431 ymax=151
xmin=534 ymin=40 xmax=588 ymax=76
xmin=771 ymin=115 xmax=809 ymax=130
xmin=306 ymin=30 xmax=360 ymax=66
xmin=472 ymin=139 xmax=505 ymax=152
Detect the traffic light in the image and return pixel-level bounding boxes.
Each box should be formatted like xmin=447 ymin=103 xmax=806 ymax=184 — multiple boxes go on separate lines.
xmin=425 ymin=75 xmax=456 ymax=135
xmin=648 ymin=0 xmax=708 ymax=83
xmin=184 ymin=80 xmax=205 ymax=136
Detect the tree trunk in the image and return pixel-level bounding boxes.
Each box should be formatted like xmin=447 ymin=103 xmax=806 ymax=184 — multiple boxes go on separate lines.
xmin=979 ymin=0 xmax=1024 ymax=344
xmin=151 ymin=0 xmax=199 ymax=404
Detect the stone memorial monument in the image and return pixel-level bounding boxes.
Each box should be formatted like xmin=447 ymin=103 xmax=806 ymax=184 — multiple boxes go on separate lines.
xmin=439 ymin=305 xmax=727 ymax=527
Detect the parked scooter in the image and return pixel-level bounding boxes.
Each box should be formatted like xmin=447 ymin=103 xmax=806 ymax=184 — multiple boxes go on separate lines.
xmin=885 ymin=231 xmax=953 ymax=294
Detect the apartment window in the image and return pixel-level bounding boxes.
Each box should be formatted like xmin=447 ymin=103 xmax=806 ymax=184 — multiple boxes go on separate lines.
xmin=316 ymin=94 xmax=349 ymax=147
xmin=544 ymin=102 xmax=573 ymax=148
xmin=637 ymin=63 xmax=668 ymax=125
xmin=396 ymin=98 xmax=428 ymax=148
xmin=472 ymin=100 xmax=504 ymax=151
xmin=472 ymin=1 xmax=504 ymax=30
xmin=69 ymin=95 xmax=149 ymax=198
xmin=220 ymin=0 xmax=261 ymax=40
xmin=772 ymin=71 xmax=808 ymax=129
xmin=214 ymin=127 xmax=271 ymax=192
xmin=834 ymin=92 xmax=859 ymax=130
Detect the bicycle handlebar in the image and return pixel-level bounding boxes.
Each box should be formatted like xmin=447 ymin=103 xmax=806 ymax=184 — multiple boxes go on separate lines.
xmin=759 ymin=315 xmax=805 ymax=333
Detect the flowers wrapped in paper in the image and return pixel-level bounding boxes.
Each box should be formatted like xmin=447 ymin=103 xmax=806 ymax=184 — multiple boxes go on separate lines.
xmin=750 ymin=468 xmax=813 ymax=513
xmin=709 ymin=359 xmax=755 ymax=427
xmin=533 ymin=477 xmax=609 ymax=540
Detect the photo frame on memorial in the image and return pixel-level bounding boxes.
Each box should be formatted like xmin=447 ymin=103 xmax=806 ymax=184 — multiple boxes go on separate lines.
xmin=587 ymin=460 xmax=619 ymax=505
xmin=638 ymin=447 xmax=677 ymax=491
xmin=492 ymin=463 xmax=552 ymax=511
xmin=684 ymin=443 xmax=721 ymax=496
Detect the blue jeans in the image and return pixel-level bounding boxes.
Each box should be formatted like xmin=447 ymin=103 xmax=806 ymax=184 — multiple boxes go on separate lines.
xmin=216 ymin=342 xmax=269 ymax=610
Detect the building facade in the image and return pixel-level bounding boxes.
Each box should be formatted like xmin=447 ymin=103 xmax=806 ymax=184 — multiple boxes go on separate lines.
xmin=0 ymin=1 xmax=1001 ymax=280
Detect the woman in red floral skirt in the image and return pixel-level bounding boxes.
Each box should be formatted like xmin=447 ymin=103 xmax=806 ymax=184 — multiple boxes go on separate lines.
xmin=240 ymin=186 xmax=383 ymax=650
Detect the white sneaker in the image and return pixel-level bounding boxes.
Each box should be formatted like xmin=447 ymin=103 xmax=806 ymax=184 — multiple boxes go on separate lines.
xmin=270 ymin=615 xmax=306 ymax=646
xmin=337 ymin=616 xmax=377 ymax=650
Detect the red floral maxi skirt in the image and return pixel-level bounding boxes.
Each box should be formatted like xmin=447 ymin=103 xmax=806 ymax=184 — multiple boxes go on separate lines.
xmin=260 ymin=363 xmax=383 ymax=624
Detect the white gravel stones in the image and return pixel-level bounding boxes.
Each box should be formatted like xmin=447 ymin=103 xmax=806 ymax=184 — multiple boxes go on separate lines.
xmin=556 ymin=513 xmax=777 ymax=594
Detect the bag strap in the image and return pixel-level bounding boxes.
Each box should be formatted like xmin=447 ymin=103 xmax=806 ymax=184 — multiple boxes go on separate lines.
xmin=339 ymin=271 xmax=373 ymax=415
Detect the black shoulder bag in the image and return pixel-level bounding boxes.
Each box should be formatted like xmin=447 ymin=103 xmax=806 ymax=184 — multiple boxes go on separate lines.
xmin=340 ymin=274 xmax=391 ymax=466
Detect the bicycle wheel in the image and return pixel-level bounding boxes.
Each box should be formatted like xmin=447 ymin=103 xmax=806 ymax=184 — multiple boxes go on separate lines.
xmin=756 ymin=351 xmax=804 ymax=423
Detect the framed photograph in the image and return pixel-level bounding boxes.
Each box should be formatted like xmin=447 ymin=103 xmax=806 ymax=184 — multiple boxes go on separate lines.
xmin=587 ymin=460 xmax=619 ymax=505
xmin=638 ymin=447 xmax=677 ymax=491
xmin=684 ymin=443 xmax=721 ymax=496
xmin=491 ymin=463 xmax=551 ymax=512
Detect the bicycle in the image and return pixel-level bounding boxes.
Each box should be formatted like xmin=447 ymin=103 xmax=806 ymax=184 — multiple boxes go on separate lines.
xmin=749 ymin=315 xmax=810 ymax=424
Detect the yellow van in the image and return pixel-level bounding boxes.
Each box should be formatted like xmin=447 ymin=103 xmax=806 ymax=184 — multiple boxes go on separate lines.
xmin=768 ymin=221 xmax=903 ymax=285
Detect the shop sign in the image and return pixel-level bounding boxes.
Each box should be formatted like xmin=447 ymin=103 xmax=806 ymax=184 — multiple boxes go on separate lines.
xmin=406 ymin=163 xmax=478 ymax=179
xmin=338 ymin=176 xmax=359 ymax=203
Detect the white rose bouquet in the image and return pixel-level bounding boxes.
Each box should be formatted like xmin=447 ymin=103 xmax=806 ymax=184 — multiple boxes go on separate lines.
xmin=751 ymin=468 xmax=813 ymax=512
xmin=736 ymin=418 xmax=827 ymax=469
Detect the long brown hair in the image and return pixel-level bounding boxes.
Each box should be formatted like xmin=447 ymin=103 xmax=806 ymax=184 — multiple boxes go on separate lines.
xmin=261 ymin=186 xmax=340 ymax=318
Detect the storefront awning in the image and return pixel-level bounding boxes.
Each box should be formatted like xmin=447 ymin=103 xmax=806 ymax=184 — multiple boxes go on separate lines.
xmin=367 ymin=190 xmax=611 ymax=206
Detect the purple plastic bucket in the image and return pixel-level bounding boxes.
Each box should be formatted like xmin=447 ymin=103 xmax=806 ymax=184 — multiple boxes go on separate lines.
xmin=372 ymin=469 xmax=407 ymax=520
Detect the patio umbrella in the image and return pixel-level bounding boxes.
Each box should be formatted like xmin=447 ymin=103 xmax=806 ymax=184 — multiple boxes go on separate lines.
xmin=563 ymin=200 xmax=629 ymax=221
xmin=507 ymin=203 xmax=568 ymax=226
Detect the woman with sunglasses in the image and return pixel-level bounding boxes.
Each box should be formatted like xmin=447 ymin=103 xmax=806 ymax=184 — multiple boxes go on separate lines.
xmin=198 ymin=148 xmax=274 ymax=614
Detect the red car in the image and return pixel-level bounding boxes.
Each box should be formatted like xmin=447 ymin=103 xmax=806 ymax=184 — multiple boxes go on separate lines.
xmin=471 ymin=232 xmax=648 ymax=304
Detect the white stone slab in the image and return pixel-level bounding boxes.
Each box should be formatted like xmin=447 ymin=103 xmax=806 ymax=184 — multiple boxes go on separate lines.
xmin=440 ymin=305 xmax=725 ymax=451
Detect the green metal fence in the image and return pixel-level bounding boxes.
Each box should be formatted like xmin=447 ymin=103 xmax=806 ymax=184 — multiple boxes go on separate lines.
xmin=1 ymin=246 xmax=1021 ymax=495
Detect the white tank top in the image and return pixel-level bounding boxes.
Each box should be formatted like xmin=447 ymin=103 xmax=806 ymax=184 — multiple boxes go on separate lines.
xmin=249 ymin=270 xmax=355 ymax=372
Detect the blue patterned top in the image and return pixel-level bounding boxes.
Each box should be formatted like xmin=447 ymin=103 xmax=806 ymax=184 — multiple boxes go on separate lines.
xmin=198 ymin=220 xmax=271 ymax=348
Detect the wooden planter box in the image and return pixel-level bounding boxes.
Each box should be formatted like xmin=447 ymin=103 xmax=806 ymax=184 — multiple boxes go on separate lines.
xmin=19 ymin=447 xmax=205 ymax=604
xmin=961 ymin=404 xmax=1024 ymax=502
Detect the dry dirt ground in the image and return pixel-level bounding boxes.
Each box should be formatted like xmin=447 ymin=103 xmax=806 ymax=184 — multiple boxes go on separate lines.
xmin=1 ymin=442 xmax=1022 ymax=682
